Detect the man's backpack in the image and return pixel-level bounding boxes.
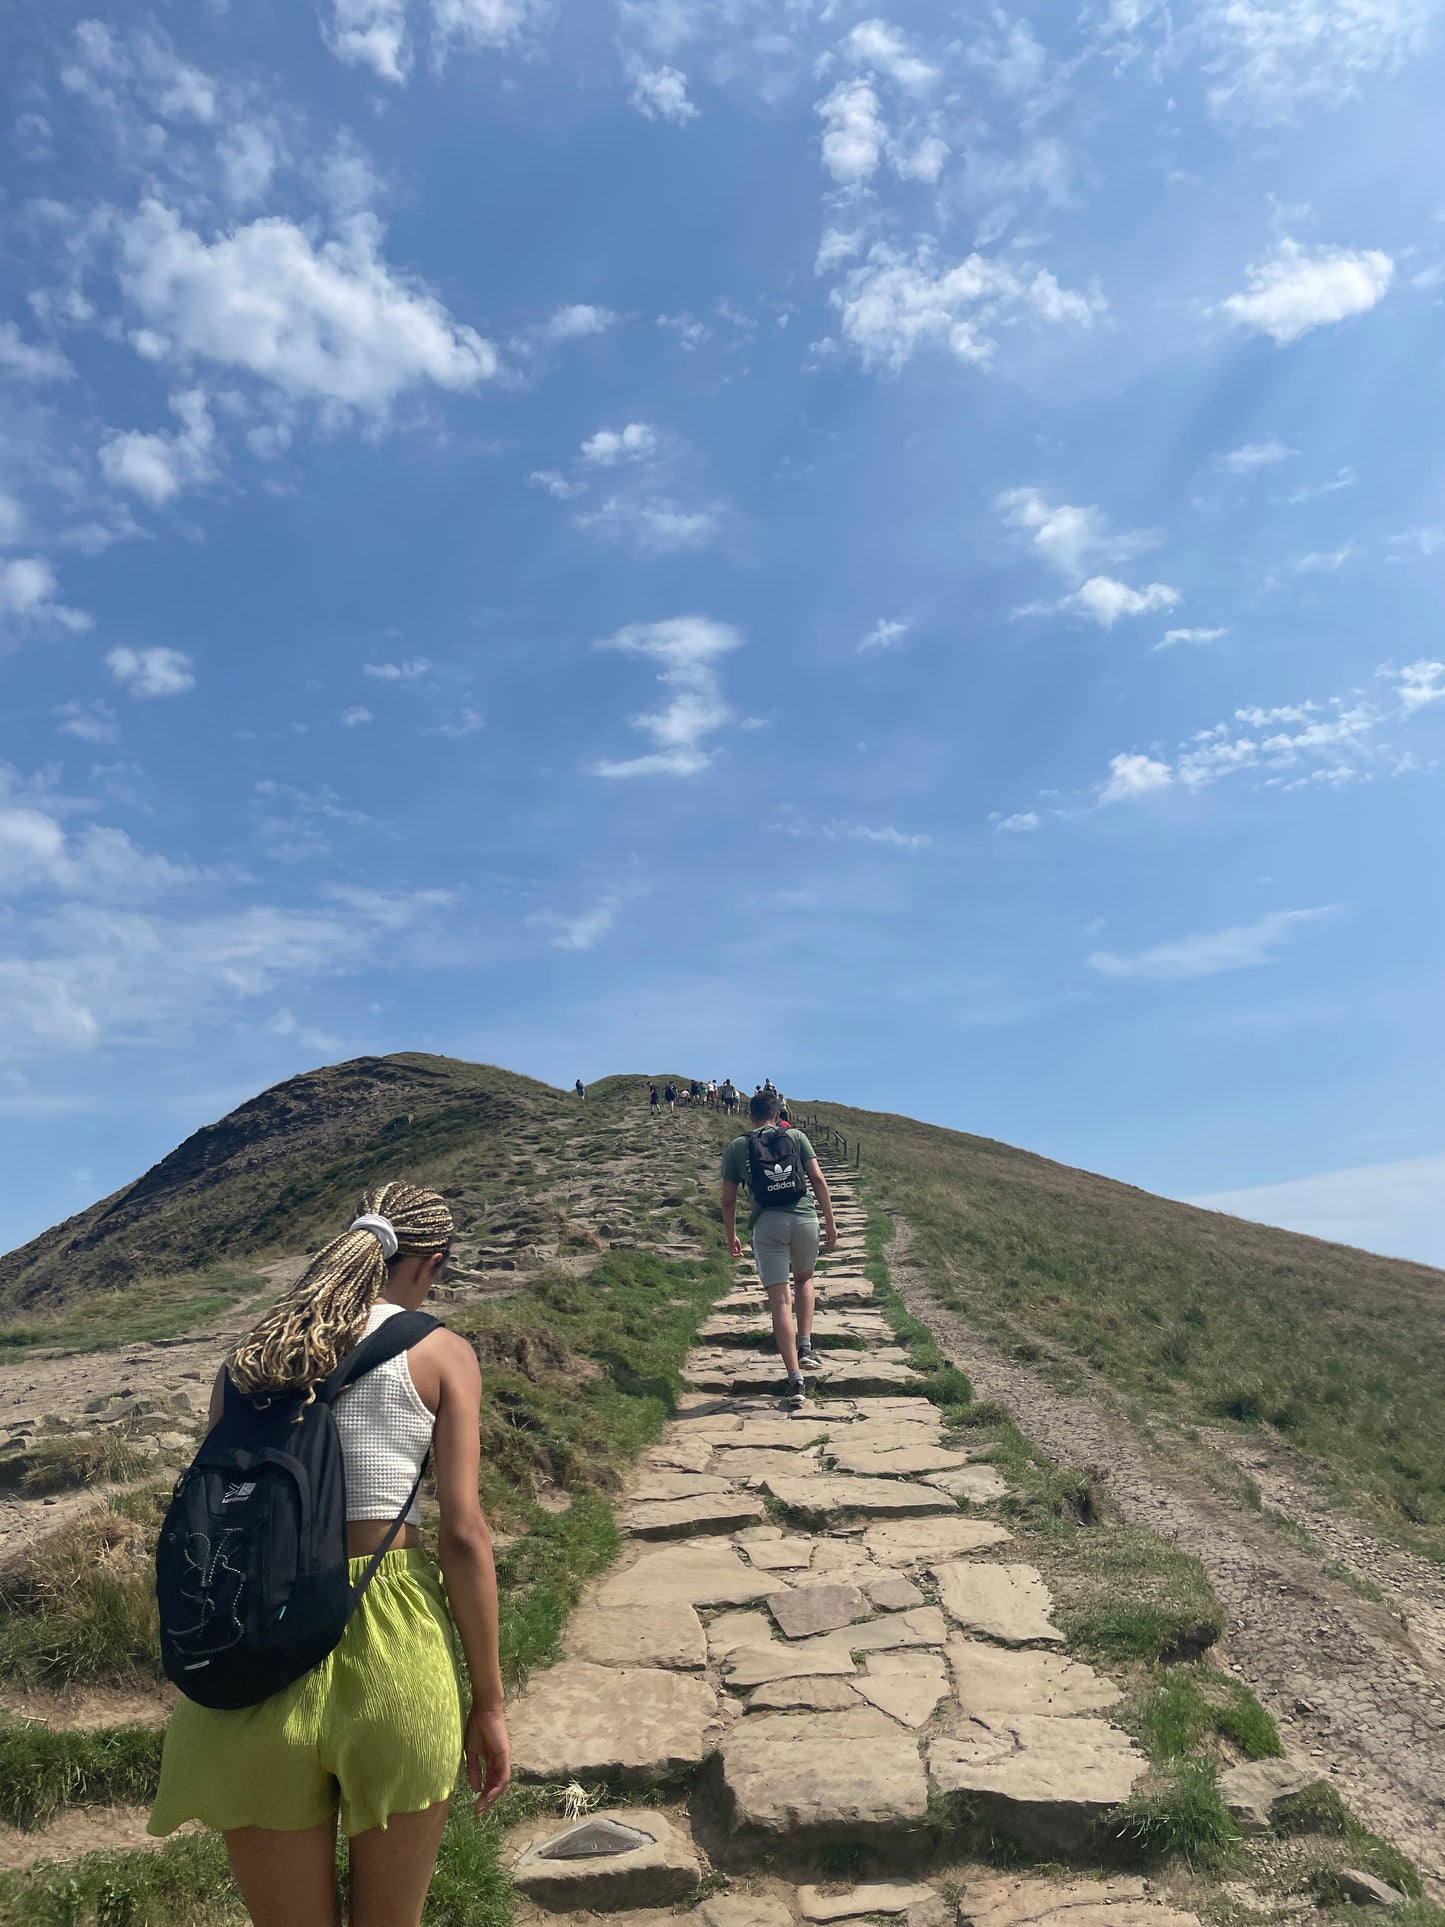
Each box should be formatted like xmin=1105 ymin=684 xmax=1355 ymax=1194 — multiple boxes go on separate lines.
xmin=746 ymin=1127 xmax=810 ymax=1211
xmin=155 ymin=1311 xmax=438 ymax=1710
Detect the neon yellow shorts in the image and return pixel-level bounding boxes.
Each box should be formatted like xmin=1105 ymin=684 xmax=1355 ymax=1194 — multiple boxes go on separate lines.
xmin=149 ymin=1549 xmax=464 ymax=1839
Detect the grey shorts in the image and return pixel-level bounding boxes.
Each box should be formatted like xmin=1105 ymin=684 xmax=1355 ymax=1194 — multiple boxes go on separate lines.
xmin=751 ymin=1210 xmax=821 ymax=1289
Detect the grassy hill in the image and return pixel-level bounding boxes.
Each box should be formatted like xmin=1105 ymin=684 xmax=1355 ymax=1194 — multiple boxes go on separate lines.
xmin=3 ymin=1057 xmax=1441 ymax=1555
xmin=797 ymin=1099 xmax=1445 ymax=1558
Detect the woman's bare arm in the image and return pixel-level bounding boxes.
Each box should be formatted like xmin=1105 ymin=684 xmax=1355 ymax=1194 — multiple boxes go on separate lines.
xmin=428 ymin=1331 xmax=510 ymax=1812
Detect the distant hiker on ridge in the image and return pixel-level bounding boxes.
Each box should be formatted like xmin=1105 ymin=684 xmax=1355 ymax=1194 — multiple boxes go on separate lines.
xmin=574 ymin=1078 xmax=585 ymax=1099
xmin=721 ymin=1089 xmax=838 ymax=1409
xmin=649 ymin=1082 xmax=660 ymax=1115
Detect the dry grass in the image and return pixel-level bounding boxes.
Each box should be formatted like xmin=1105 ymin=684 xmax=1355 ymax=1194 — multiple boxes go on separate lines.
xmin=799 ymin=1099 xmax=1445 ymax=1556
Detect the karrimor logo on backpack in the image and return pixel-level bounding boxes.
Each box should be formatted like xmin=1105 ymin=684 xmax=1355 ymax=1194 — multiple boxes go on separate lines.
xmin=745 ymin=1127 xmax=809 ymax=1210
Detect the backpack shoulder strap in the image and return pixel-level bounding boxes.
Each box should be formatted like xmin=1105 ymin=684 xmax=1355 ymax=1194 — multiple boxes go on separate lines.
xmin=317 ymin=1311 xmax=442 ymax=1405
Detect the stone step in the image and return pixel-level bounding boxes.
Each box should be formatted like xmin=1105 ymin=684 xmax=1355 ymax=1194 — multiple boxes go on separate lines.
xmin=933 ymin=1562 xmax=1066 ymax=1644
xmin=718 ymin=1705 xmax=931 ymax=1849
xmin=509 ymin=1809 xmax=701 ymax=1911
xmin=684 ymin=1352 xmax=929 ymax=1398
xmin=509 ymin=1661 xmax=720 ymax=1784
xmin=927 ymin=1714 xmax=1145 ymax=1851
xmin=697 ymin=1310 xmax=891 ymax=1347
xmin=621 ymin=1493 xmax=768 ymax=1540
xmin=759 ymin=1473 xmax=960 ymax=1526
xmin=958 ymin=1875 xmax=1200 ymax=1927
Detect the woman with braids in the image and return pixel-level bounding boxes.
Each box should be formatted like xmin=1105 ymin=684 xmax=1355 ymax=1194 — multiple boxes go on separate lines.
xmin=148 ymin=1180 xmax=510 ymax=1927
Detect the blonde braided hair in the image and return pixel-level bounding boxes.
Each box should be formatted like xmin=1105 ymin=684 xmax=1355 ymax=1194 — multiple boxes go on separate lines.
xmin=228 ymin=1180 xmax=454 ymax=1398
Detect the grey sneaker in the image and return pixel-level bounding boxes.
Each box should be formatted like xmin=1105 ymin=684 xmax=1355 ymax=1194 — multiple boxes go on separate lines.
xmin=797 ymin=1338 xmax=820 ymax=1371
xmin=781 ymin=1373 xmax=807 ymax=1409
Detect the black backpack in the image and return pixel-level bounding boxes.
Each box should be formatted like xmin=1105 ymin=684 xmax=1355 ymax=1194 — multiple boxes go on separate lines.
xmin=155 ymin=1311 xmax=439 ymax=1710
xmin=746 ymin=1127 xmax=810 ymax=1211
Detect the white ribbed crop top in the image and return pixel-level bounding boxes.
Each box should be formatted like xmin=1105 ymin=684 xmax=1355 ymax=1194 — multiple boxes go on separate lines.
xmin=332 ymin=1302 xmax=435 ymax=1525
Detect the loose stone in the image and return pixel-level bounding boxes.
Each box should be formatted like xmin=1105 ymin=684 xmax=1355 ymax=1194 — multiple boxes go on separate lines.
xmin=767 ymin=1582 xmax=871 ymax=1639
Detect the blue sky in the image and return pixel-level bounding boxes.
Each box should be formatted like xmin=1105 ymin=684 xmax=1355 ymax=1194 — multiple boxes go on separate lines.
xmin=3 ymin=0 xmax=1445 ymax=1267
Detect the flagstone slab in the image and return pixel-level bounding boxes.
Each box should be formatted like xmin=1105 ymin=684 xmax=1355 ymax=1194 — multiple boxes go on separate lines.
xmin=693 ymin=1358 xmax=929 ymax=1399
xmin=708 ymin=1611 xmax=777 ymax=1661
xmin=623 ymin=1493 xmax=767 ymax=1540
xmin=946 ymin=1642 xmax=1120 ymax=1716
xmin=630 ymin=1472 xmax=739 ymax=1503
xmin=766 ymin=1582 xmax=871 ymax=1639
xmin=722 ymin=1634 xmax=859 ymax=1688
xmin=698 ymin=1898 xmax=796 ymax=1927
xmin=567 ymin=1597 xmax=707 ymax=1671
xmin=719 ymin=1706 xmax=930 ymax=1844
xmin=509 ymin=1808 xmax=701 ymax=1910
xmin=957 ymin=1874 xmax=1200 ymax=1927
xmin=713 ymin=1449 xmax=826 ymax=1483
xmin=855 ymin=1652 xmax=951 ymax=1728
xmin=643 ymin=1439 xmax=717 ymax=1474
xmin=923 ymin=1466 xmax=1009 ymax=1504
xmin=847 ymin=1607 xmax=948 ymax=1652
xmin=800 ymin=1883 xmax=937 ymax=1921
xmin=599 ymin=1543 xmax=778 ymax=1608
xmin=510 ymin=1662 xmax=719 ymax=1783
xmin=762 ymin=1475 xmax=957 ymax=1525
xmin=730 ymin=1418 xmax=832 ymax=1450
xmin=698 ymin=1311 xmax=890 ymax=1346
xmin=830 ymin=1444 xmax=975 ymax=1478
xmin=747 ymin=1676 xmax=863 ymax=1712
xmin=866 ymin=1575 xmax=926 ymax=1612
xmin=863 ymin=1518 xmax=1015 ymax=1564
xmin=933 ymin=1564 xmax=1065 ymax=1645
xmin=737 ymin=1535 xmax=815 ymax=1572
xmin=927 ymin=1715 xmax=1144 ymax=1845
xmin=1217 ymin=1757 xmax=1321 ymax=1832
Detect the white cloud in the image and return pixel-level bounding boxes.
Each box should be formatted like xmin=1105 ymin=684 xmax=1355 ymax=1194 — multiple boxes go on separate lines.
xmin=859 ymin=617 xmax=910 ymax=652
xmin=61 ymin=21 xmax=218 ymax=122
xmin=0 ymin=495 xmax=23 ymax=546
xmin=534 ymin=303 xmax=617 ymax=343
xmin=218 ymin=123 xmax=278 ymax=207
xmin=107 ymin=645 xmax=195 ymax=697
xmin=528 ymin=469 xmax=586 ymax=500
xmin=434 ymin=705 xmax=485 ymax=737
xmin=529 ymin=895 xmax=621 ymax=951
xmin=629 ymin=62 xmax=698 ymax=122
xmin=1190 ymin=1149 xmax=1445 ymax=1267
xmin=846 ymin=19 xmax=938 ymax=91
xmin=0 ymin=558 xmax=91 ymax=635
xmin=1202 ymin=0 xmax=1437 ymax=124
xmin=432 ymin=0 xmax=552 ymax=59
xmin=818 ymin=79 xmax=887 ymax=183
xmin=55 ymin=701 xmax=119 ymax=745
xmin=1098 ymin=752 xmax=1172 ymax=805
xmin=995 ymin=487 xmax=1153 ymax=579
xmin=579 ymin=422 xmax=659 ymax=466
xmin=364 ymin=658 xmax=431 ymax=680
xmin=1089 ymin=906 xmax=1334 ymax=981
xmin=1063 ymin=576 xmax=1180 ymax=626
xmin=996 ymin=810 xmax=1040 ymax=832
xmin=574 ymin=496 xmax=719 ymax=553
xmin=831 ymin=240 xmax=1103 ymax=372
xmin=1295 ymin=544 xmax=1353 ymax=573
xmin=1222 ymin=439 xmax=1295 ymax=472
xmin=816 ymin=228 xmax=863 ymax=274
xmin=0 ymin=321 xmax=72 ymax=383
xmin=892 ymin=135 xmax=950 ymax=183
xmin=1157 ymin=626 xmax=1226 ymax=650
xmin=593 ymin=615 xmax=740 ymax=778
xmin=339 ymin=705 xmax=373 ymax=726
xmin=1221 ymin=238 xmax=1393 ymax=344
xmin=117 ymin=201 xmax=499 ymax=409
xmin=1093 ymin=661 xmax=1444 ymax=805
xmin=327 ymin=0 xmax=411 ymax=79
xmin=823 ymin=820 xmax=929 ymax=849
xmin=98 ymin=388 xmax=216 ymax=506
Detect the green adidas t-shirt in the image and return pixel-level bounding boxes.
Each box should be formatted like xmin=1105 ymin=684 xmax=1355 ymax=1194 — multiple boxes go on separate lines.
xmin=722 ymin=1127 xmax=818 ymax=1229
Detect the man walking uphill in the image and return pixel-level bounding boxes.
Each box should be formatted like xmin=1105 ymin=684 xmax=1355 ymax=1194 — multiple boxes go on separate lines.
xmin=721 ymin=1091 xmax=838 ymax=1409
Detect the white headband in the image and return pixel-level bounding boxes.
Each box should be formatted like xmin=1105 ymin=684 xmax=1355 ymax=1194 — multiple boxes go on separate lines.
xmin=349 ymin=1213 xmax=399 ymax=1260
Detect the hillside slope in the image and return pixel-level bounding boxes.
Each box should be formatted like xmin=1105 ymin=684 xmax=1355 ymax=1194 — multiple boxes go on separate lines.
xmin=799 ymin=1099 xmax=1445 ymax=1555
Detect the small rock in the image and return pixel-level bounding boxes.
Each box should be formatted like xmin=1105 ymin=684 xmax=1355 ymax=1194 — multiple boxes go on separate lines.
xmin=1218 ymin=1757 xmax=1320 ymax=1833
xmin=1337 ymin=1870 xmax=1406 ymax=1908
xmin=866 ymin=1576 xmax=925 ymax=1613
xmin=799 ymin=1882 xmax=936 ymax=1921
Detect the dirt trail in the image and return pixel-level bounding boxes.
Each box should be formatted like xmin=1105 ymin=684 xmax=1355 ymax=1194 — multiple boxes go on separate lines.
xmin=884 ymin=1215 xmax=1445 ymax=1900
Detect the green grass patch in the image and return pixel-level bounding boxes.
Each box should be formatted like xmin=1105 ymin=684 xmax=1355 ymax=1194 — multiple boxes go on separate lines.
xmin=0 ymin=1721 xmax=164 ymax=1831
xmin=1270 ymin=1781 xmax=1423 ymax=1899
xmin=0 ymin=1270 xmax=264 ymax=1359
xmin=1122 ymin=1665 xmax=1282 ymax=1764
xmin=0 ymin=1429 xmax=158 ymax=1499
xmin=1113 ymin=1760 xmax=1240 ymax=1869
xmin=0 ymin=1830 xmax=243 ymax=1927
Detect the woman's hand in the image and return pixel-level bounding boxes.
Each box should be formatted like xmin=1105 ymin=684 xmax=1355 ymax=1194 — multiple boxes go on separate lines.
xmin=465 ymin=1702 xmax=511 ymax=1814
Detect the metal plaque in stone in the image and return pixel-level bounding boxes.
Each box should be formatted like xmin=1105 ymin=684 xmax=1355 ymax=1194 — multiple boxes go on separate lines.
xmin=537 ymin=1819 xmax=656 ymax=1860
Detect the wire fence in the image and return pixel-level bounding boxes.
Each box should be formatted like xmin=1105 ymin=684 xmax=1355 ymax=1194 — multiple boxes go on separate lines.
xmin=797 ymin=1113 xmax=862 ymax=1170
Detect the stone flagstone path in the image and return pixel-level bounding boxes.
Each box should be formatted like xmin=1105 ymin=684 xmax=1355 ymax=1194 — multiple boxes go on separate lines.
xmin=505 ymin=1163 xmax=1194 ymax=1927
